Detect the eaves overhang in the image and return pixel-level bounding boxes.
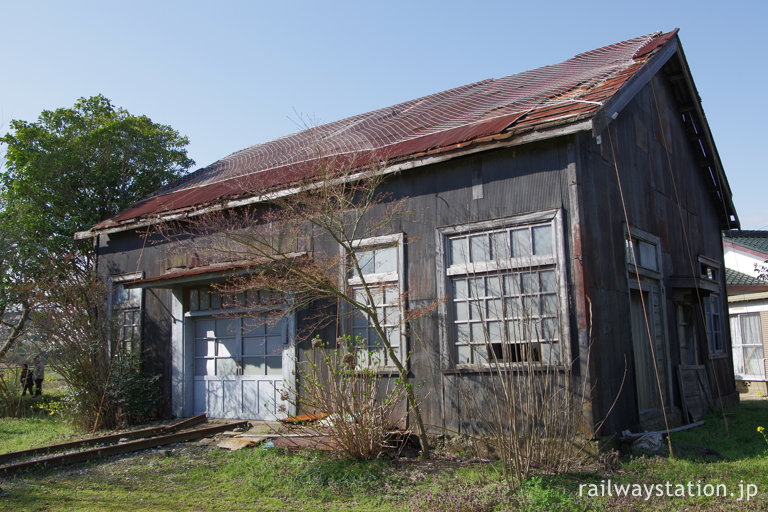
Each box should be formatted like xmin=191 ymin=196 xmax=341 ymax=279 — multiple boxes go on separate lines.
xmin=121 ymin=252 xmax=307 ymax=289
xmin=75 ymin=119 xmax=594 ymax=239
xmin=75 ymin=30 xmax=734 ymax=239
xmin=593 ymin=32 xmax=738 ymax=230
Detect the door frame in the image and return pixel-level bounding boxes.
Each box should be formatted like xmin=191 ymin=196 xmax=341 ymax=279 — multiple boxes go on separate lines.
xmin=187 ymin=312 xmax=295 ymax=419
xmin=624 ymin=225 xmax=674 ymax=428
xmin=628 ymin=280 xmax=672 ymax=422
xmin=171 ymin=287 xmax=296 ymax=419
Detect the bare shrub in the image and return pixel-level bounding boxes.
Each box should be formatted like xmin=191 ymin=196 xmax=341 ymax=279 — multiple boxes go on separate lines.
xmin=292 ymin=335 xmax=409 ymax=460
xmin=0 ymin=366 xmax=24 ymax=417
xmin=158 ymin=153 xmax=436 ymax=456
xmin=33 ymin=267 xmax=159 ymax=431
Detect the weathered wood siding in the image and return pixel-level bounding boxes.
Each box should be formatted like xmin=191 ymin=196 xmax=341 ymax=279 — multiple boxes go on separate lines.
xmin=94 ymin=69 xmax=735 ymax=435
xmin=379 ymin=141 xmax=578 ymax=433
xmin=576 ymin=72 xmax=735 ymax=433
xmin=95 ymin=140 xmax=582 ymax=429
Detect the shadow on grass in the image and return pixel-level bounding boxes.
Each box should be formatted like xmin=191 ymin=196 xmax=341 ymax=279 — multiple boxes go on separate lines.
xmin=662 ymin=400 xmax=768 ymax=462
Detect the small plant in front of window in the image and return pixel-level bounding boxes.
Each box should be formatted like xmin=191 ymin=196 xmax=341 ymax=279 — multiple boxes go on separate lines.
xmin=443 ymin=212 xmax=592 ymax=485
xmin=288 ymin=334 xmax=410 ymax=460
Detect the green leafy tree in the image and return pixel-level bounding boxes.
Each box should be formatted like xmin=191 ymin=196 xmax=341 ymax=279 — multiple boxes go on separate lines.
xmin=0 ymin=95 xmax=194 ymax=359
xmin=1 ymin=94 xmax=193 ymax=259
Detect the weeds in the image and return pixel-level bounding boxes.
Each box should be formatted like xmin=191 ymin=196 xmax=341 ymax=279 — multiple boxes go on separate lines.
xmin=758 ymin=426 xmax=768 ymax=453
xmin=291 ymin=335 xmax=409 ymax=460
xmin=295 ymin=453 xmax=391 ymax=489
xmin=3 ymin=402 xmax=768 ymax=511
xmin=409 ymin=483 xmax=511 ymax=511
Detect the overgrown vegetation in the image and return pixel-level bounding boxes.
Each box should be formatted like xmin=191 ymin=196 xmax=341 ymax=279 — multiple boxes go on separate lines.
xmin=162 ymin=154 xmax=437 ymax=457
xmin=0 ymin=366 xmax=67 ymax=418
xmin=0 ymin=95 xmax=193 ymax=361
xmin=2 ymin=401 xmax=767 ymax=511
xmin=292 ymin=335 xmax=409 ymax=460
xmin=30 ymin=269 xmax=159 ymax=430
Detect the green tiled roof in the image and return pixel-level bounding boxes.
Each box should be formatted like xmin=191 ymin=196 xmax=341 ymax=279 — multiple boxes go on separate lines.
xmin=723 ymin=230 xmax=768 ymax=255
xmin=725 ymin=267 xmax=767 ymax=286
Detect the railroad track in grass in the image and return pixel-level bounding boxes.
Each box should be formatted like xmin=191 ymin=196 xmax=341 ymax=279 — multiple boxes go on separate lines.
xmin=0 ymin=414 xmax=249 ymax=476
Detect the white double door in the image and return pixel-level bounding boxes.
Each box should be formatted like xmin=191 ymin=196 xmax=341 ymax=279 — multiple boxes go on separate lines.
xmin=191 ymin=313 xmax=292 ymax=419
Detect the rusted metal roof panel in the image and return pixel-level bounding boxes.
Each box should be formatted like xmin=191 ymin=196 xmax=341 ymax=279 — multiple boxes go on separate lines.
xmin=93 ymin=31 xmax=679 ymax=231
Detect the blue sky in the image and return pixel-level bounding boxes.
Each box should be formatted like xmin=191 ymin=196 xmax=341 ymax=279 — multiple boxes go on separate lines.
xmin=1 ymin=1 xmax=766 ymax=227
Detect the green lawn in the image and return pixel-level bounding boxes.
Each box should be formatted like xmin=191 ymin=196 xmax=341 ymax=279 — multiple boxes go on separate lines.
xmin=0 ymin=415 xmax=76 ymax=454
xmin=1 ymin=401 xmax=767 ymax=511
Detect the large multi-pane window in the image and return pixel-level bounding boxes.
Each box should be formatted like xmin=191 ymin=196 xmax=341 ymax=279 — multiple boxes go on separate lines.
xmin=347 ymin=235 xmax=403 ymax=367
xmin=111 ymin=280 xmax=142 ymax=352
xmin=730 ymin=313 xmax=764 ymax=379
xmin=193 ymin=315 xmax=286 ymax=377
xmin=443 ymin=213 xmax=563 ymax=366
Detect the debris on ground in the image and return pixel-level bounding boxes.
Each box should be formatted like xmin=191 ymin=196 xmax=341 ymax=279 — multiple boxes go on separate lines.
xmin=279 ymin=413 xmax=329 ymax=425
xmin=217 ymin=438 xmax=260 ymax=451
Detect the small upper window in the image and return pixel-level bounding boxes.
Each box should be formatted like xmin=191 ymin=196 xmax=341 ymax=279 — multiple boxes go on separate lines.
xmin=626 ymin=236 xmax=658 ymax=272
xmin=699 ymin=258 xmax=720 ymax=282
xmin=351 ymin=245 xmax=398 ymax=280
xmin=187 ymin=288 xmax=280 ymax=312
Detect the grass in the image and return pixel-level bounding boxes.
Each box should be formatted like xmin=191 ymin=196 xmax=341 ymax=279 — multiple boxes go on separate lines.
xmin=1 ymin=401 xmax=767 ymax=511
xmin=0 ymin=415 xmax=76 ymax=454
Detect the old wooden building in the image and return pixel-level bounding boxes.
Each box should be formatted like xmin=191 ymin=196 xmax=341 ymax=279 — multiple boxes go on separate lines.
xmin=76 ymin=30 xmax=739 ymax=435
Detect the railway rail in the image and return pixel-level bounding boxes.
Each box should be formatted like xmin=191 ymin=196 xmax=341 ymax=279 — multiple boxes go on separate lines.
xmin=0 ymin=414 xmax=249 ymax=476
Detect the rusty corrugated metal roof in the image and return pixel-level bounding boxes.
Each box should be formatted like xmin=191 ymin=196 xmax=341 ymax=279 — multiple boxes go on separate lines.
xmin=92 ymin=30 xmax=679 ymax=232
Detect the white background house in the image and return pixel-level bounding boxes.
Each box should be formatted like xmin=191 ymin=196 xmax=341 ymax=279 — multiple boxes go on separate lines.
xmin=723 ymin=231 xmax=768 ymax=394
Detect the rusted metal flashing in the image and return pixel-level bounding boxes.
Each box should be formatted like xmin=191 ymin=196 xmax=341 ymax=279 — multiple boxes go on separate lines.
xmin=76 ymin=119 xmax=595 ymax=240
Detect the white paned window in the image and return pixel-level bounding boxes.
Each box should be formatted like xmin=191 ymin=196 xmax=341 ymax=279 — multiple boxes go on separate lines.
xmin=193 ymin=315 xmax=286 ymax=377
xmin=444 ymin=214 xmax=564 ymax=366
xmin=731 ymin=313 xmax=764 ymax=379
xmin=347 ymin=235 xmax=403 ymax=367
xmin=112 ymin=281 xmax=142 ymax=352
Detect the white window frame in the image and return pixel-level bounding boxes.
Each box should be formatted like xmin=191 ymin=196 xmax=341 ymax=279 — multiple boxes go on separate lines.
xmin=705 ymin=293 xmax=726 ymax=356
xmin=343 ymin=233 xmax=405 ymax=369
xmin=730 ymin=312 xmax=765 ymax=380
xmin=109 ymin=272 xmax=144 ymax=353
xmin=437 ymin=209 xmax=569 ymax=369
